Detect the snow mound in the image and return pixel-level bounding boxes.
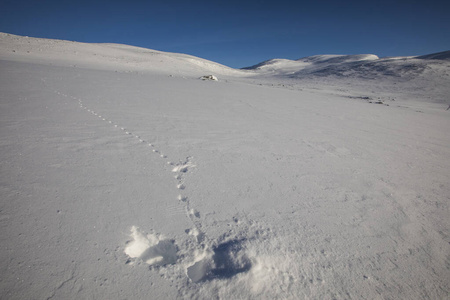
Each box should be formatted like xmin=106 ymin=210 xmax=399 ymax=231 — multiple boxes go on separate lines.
xmin=125 ymin=226 xmax=177 ymax=266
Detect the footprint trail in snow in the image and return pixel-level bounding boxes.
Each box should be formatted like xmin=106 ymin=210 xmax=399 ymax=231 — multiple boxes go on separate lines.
xmin=50 ymin=85 xmax=264 ymax=288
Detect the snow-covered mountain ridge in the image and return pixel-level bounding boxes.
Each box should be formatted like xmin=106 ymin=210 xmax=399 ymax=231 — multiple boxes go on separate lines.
xmin=3 ymin=32 xmax=448 ymax=105
xmin=244 ymin=51 xmax=450 ymax=81
xmin=243 ymin=50 xmax=450 ymax=106
xmin=244 ymin=54 xmax=380 ymax=71
xmin=2 ymin=32 xmax=449 ymax=82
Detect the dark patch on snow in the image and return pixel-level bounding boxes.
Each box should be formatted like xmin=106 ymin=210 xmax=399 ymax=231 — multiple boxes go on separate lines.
xmin=210 ymin=239 xmax=252 ymax=279
xmin=187 ymin=238 xmax=252 ymax=283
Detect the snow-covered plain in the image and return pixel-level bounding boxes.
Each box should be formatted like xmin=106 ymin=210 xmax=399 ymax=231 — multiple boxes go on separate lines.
xmin=1 ymin=32 xmax=449 ymax=299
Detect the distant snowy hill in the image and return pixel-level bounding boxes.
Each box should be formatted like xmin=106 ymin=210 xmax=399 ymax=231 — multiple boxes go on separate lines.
xmin=243 ymin=51 xmax=450 ymax=105
xmin=244 ymin=51 xmax=450 ymax=81
xmin=0 ymin=32 xmax=245 ymax=77
xmin=244 ymin=54 xmax=379 ymax=72
xmin=416 ymin=50 xmax=450 ymax=60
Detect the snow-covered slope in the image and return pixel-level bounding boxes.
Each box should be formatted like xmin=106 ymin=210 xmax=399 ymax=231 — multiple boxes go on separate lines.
xmin=416 ymin=50 xmax=450 ymax=60
xmin=245 ymin=54 xmax=380 ymax=73
xmin=0 ymin=32 xmax=248 ymax=77
xmin=243 ymin=52 xmax=448 ymax=81
xmin=1 ymin=33 xmax=449 ymax=299
xmin=244 ymin=51 xmax=450 ymax=106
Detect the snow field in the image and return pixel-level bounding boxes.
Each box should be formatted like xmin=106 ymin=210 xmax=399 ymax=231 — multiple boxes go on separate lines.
xmin=1 ymin=34 xmax=449 ymax=299
xmin=45 ymin=71 xmax=279 ymax=296
xmin=42 ymin=64 xmax=448 ymax=298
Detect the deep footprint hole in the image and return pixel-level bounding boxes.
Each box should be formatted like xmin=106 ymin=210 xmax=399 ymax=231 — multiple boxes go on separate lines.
xmin=211 ymin=239 xmax=252 ymax=278
xmin=187 ymin=238 xmax=252 ymax=283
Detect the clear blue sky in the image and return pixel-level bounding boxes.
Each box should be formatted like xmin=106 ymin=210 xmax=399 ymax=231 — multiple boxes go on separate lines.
xmin=1 ymin=0 xmax=449 ymax=68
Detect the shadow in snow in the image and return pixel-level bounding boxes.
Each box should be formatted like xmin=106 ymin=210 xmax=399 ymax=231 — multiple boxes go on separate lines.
xmin=187 ymin=239 xmax=252 ymax=283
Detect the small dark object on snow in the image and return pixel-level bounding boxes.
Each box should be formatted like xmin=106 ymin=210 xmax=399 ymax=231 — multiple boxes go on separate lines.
xmin=200 ymin=75 xmax=218 ymax=81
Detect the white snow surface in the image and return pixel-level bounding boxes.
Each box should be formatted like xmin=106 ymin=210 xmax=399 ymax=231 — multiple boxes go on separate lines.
xmin=1 ymin=32 xmax=450 ymax=299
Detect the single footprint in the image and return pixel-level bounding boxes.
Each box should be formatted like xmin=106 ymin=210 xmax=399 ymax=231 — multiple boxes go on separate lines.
xmin=186 ymin=239 xmax=251 ymax=282
xmin=172 ymin=161 xmax=195 ymax=173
